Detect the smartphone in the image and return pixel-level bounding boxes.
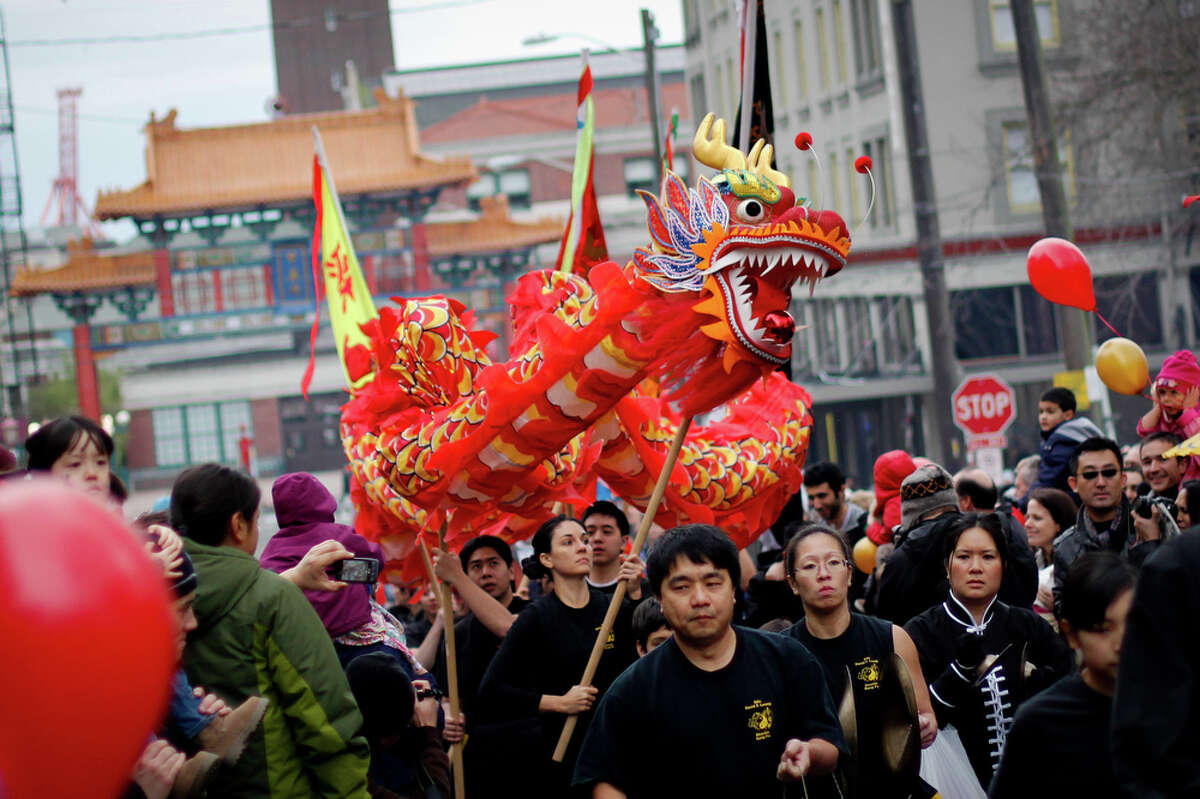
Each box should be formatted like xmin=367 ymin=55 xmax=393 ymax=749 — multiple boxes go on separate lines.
xmin=332 ymin=557 xmax=381 ymax=583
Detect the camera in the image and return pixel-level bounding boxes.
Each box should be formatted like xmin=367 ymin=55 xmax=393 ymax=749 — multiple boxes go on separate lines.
xmin=414 ymin=686 xmax=443 ymax=702
xmin=1132 ymin=495 xmax=1177 ymax=521
xmin=332 ymin=557 xmax=381 ymax=583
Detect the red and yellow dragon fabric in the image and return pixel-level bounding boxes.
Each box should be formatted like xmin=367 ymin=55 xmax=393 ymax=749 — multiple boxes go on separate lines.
xmin=339 ymin=114 xmax=852 ymax=573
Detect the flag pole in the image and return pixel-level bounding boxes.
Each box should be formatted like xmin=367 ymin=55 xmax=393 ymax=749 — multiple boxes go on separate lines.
xmin=435 ymin=521 xmax=466 ymax=798
xmin=312 ymin=127 xmax=354 ymax=237
xmin=738 ymin=0 xmax=757 ymax=152
xmin=552 ymin=414 xmax=694 ymax=762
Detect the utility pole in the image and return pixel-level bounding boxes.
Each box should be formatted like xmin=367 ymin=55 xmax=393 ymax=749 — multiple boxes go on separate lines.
xmin=641 ymin=8 xmax=665 ymax=185
xmin=1011 ymin=0 xmax=1092 ymax=370
xmin=891 ymin=0 xmax=959 ymax=467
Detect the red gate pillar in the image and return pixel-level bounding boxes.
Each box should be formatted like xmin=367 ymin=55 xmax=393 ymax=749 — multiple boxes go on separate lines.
xmin=73 ymin=323 xmax=101 ymax=421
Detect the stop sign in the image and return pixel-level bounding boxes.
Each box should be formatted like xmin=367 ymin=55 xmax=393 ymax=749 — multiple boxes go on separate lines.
xmin=952 ymin=375 xmax=1016 ymax=437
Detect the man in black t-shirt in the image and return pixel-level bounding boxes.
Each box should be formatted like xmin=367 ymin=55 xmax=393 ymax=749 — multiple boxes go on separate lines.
xmin=574 ymin=524 xmax=846 ymax=798
xmin=431 ymin=534 xmax=533 ymax=794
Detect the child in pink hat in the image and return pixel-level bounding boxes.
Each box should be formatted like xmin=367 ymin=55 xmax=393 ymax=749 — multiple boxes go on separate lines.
xmin=1137 ymin=349 xmax=1200 ymax=479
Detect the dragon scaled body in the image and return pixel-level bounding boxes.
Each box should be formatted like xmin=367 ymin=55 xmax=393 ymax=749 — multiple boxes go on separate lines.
xmin=341 ymin=114 xmax=852 ymax=569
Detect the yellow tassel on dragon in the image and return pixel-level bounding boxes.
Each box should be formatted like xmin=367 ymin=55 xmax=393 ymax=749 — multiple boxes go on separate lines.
xmin=340 ymin=114 xmax=852 ymax=573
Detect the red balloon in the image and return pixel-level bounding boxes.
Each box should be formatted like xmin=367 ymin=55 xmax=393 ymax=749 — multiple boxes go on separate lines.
xmin=0 ymin=480 xmax=177 ymax=799
xmin=1026 ymin=237 xmax=1096 ymax=311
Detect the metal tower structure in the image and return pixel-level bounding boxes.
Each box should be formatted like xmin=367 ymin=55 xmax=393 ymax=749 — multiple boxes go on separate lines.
xmin=0 ymin=9 xmax=38 ymax=417
xmin=39 ymin=87 xmax=100 ymax=236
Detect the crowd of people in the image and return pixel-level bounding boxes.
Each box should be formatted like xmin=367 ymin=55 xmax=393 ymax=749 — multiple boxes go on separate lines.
xmin=9 ymin=350 xmax=1200 ymax=798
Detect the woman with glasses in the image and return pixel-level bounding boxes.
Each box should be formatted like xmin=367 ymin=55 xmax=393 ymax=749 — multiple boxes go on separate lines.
xmin=904 ymin=513 xmax=1073 ymax=791
xmin=782 ymin=523 xmax=938 ymax=798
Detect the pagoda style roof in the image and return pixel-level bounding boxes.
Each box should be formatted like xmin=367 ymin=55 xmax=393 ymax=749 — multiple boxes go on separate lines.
xmin=421 ymin=195 xmax=562 ymax=256
xmin=96 ymin=88 xmax=477 ymax=220
xmin=10 ymin=238 xmax=155 ymax=296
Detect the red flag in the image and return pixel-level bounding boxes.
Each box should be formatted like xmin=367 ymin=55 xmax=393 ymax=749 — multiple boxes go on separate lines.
xmin=555 ymin=51 xmax=608 ymax=275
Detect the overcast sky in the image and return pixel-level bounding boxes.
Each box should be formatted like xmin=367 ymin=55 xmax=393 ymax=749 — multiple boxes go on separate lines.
xmin=6 ymin=0 xmax=685 ymax=241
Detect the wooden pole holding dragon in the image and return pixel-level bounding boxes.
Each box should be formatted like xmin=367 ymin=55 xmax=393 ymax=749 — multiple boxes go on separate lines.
xmin=436 ymin=523 xmax=466 ymax=798
xmin=552 ymin=415 xmax=693 ymax=762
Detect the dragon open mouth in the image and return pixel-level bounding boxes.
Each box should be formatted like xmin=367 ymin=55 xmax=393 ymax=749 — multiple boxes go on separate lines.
xmin=708 ymin=244 xmax=843 ymax=365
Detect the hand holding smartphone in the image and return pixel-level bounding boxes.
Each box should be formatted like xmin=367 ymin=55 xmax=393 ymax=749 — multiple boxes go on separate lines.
xmin=331 ymin=557 xmax=381 ymax=584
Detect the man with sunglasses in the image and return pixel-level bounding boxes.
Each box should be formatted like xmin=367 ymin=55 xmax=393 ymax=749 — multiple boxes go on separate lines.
xmin=1052 ymin=437 xmax=1164 ymax=616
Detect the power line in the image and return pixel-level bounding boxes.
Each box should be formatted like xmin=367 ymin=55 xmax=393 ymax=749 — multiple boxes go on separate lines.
xmin=14 ymin=105 xmax=143 ymax=125
xmin=8 ymin=0 xmax=488 ymax=47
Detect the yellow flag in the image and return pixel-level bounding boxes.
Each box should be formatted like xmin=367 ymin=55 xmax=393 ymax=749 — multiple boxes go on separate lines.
xmin=302 ymin=128 xmax=377 ymax=396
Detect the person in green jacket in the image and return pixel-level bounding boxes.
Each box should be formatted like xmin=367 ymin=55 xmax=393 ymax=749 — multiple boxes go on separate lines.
xmin=171 ymin=462 xmax=371 ymax=799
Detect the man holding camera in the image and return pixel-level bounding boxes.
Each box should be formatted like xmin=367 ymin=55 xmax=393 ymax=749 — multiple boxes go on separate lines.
xmin=1052 ymin=437 xmax=1165 ymax=616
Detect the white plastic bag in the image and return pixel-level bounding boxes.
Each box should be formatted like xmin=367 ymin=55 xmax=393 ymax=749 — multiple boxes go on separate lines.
xmin=919 ymin=725 xmax=987 ymax=799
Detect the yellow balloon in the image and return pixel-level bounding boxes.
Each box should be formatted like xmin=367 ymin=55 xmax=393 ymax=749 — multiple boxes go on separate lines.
xmin=1095 ymin=337 xmax=1150 ymax=395
xmin=852 ymin=536 xmax=877 ymax=574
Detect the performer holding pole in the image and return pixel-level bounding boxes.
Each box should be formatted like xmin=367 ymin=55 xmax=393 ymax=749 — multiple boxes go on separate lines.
xmin=552 ymin=415 xmax=694 ymax=761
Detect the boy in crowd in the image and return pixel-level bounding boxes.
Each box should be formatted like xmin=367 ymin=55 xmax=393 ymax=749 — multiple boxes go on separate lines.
xmin=574 ymin=524 xmax=845 ymax=797
xmin=631 ymin=597 xmax=672 ymax=657
xmin=989 ymin=553 xmax=1136 ymax=797
xmin=584 ymin=500 xmax=646 ymax=599
xmin=1031 ymin=387 xmax=1102 ymax=501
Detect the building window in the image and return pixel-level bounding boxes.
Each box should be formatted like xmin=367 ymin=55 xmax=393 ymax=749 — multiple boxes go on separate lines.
xmin=953 ymin=287 xmax=1021 ymax=360
xmin=1094 ymin=273 xmax=1163 ymax=348
xmin=219 ymin=266 xmax=270 ymax=311
xmin=861 ymin=137 xmax=894 ymax=227
xmin=467 ymin=168 xmax=531 ymax=211
xmin=828 ymin=151 xmax=842 ymax=216
xmin=624 ymin=157 xmax=657 ymax=196
xmin=1018 ymin=284 xmax=1059 ymax=355
xmin=726 ymin=56 xmax=738 ymax=119
xmin=846 ymin=147 xmax=860 ymax=221
xmin=152 ymin=401 xmax=253 ymax=468
xmin=1002 ymin=122 xmax=1073 ymax=213
xmin=152 ymin=407 xmax=186 ymax=467
xmin=172 ymin=270 xmax=217 ymax=315
xmin=793 ymin=19 xmax=809 ymax=100
xmin=683 ymin=0 xmax=701 ymax=44
xmin=772 ymin=29 xmax=787 ymax=107
xmin=878 ymin=296 xmax=918 ymax=371
xmin=816 ymin=8 xmax=831 ymax=89
xmin=843 ymin=297 xmax=876 ymax=373
xmin=714 ymin=62 xmax=727 ymax=120
xmin=849 ymin=0 xmax=881 ymax=77
xmin=689 ymin=73 xmax=707 ymax=121
xmin=832 ymin=0 xmax=849 ymax=84
xmin=989 ymin=0 xmax=1060 ymax=50
xmin=813 ymin=298 xmax=841 ymax=372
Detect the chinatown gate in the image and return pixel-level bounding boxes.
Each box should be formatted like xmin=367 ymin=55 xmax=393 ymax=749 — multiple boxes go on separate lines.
xmin=13 ymin=88 xmax=561 ymax=489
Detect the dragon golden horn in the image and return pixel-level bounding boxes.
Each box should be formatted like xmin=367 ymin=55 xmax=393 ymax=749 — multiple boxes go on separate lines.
xmin=746 ymin=140 xmax=789 ymax=189
xmin=693 ymin=113 xmax=748 ymax=171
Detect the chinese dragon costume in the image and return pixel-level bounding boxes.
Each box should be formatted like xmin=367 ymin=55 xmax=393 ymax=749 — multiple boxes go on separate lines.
xmin=339 ymin=114 xmax=852 ymax=570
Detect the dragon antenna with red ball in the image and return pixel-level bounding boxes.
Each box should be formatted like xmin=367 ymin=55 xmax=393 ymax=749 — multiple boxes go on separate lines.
xmin=853 ymin=154 xmax=877 ymax=232
xmin=794 ymin=132 xmax=822 ymax=210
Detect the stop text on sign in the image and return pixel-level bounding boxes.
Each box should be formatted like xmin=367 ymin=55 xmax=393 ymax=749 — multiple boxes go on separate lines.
xmin=956 ymin=392 xmax=1010 ymax=420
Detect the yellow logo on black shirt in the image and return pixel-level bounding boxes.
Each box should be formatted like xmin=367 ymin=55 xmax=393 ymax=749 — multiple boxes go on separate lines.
xmin=745 ymin=699 xmax=774 ymax=741
xmin=594 ymin=625 xmax=615 ymax=650
xmin=855 ymin=657 xmax=881 ymax=691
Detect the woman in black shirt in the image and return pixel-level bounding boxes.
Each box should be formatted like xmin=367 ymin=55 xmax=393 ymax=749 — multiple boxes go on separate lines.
xmin=782 ymin=524 xmax=937 ymax=798
xmin=478 ymin=514 xmax=639 ymax=793
xmin=904 ymin=513 xmax=1073 ymax=791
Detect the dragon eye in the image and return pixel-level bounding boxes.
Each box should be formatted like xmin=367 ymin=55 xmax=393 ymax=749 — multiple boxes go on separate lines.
xmin=736 ymin=198 xmax=767 ymax=223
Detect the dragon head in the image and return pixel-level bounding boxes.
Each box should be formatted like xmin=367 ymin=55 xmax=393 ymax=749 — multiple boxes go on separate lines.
xmin=632 ymin=113 xmax=851 ymax=374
